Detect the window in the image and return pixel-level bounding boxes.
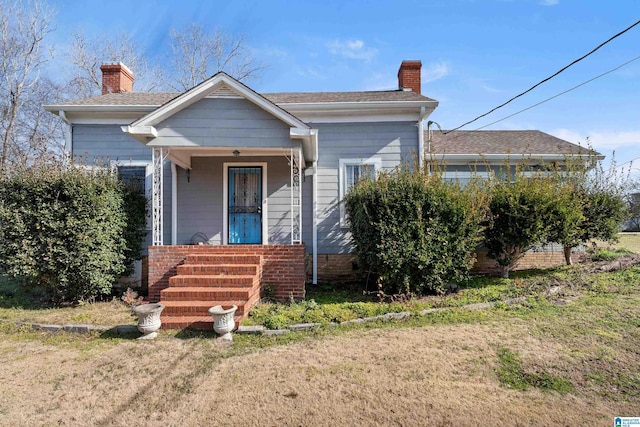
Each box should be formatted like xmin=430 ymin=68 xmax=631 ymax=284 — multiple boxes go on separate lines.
xmin=442 ymin=170 xmax=494 ymax=186
xmin=339 ymin=158 xmax=381 ymax=227
xmin=117 ymin=166 xmax=147 ymax=193
xmin=112 ymin=161 xmax=152 ymax=229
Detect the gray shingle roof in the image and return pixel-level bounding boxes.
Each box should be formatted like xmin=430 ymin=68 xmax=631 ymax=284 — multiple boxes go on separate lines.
xmin=53 ymin=92 xmax=180 ymax=106
xmin=428 ymin=130 xmax=591 ymax=156
xmin=265 ymin=90 xmax=436 ymax=103
xmin=51 ymin=90 xmax=436 ymax=107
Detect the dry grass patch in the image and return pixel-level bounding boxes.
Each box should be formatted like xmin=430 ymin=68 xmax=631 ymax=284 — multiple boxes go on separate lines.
xmin=0 ymin=276 xmax=135 ymax=326
xmin=0 ymin=298 xmax=135 ymax=326
xmin=0 ymin=317 xmax=637 ymax=426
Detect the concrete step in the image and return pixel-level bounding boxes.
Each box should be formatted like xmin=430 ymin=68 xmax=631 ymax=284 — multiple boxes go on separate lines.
xmin=176 ymin=263 xmax=259 ymax=276
xmin=160 ymin=315 xmax=244 ymax=331
xmin=168 ymin=274 xmax=258 ymax=287
xmin=185 ymin=254 xmax=262 ymax=265
xmin=160 ymin=286 xmax=259 ymax=302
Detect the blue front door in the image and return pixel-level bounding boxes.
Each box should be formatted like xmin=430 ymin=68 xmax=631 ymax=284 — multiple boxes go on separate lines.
xmin=228 ymin=167 xmax=262 ymax=244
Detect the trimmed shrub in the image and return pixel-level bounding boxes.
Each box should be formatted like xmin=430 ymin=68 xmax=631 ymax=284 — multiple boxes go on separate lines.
xmin=120 ymin=179 xmax=148 ymax=276
xmin=484 ymin=167 xmax=562 ymax=278
xmin=344 ymin=164 xmax=487 ymax=295
xmin=0 ymin=163 xmax=133 ymax=303
xmin=548 ymin=154 xmax=629 ymax=263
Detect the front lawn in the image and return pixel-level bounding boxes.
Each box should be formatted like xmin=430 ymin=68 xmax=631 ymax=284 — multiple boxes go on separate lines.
xmin=0 ymin=261 xmax=639 ymax=425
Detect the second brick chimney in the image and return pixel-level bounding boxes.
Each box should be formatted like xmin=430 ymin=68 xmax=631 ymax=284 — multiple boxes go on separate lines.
xmin=100 ymin=62 xmax=134 ymax=95
xmin=397 ymin=60 xmax=422 ymax=94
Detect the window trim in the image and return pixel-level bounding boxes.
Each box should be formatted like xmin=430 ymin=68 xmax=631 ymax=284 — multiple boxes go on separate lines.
xmin=339 ymin=157 xmax=382 ymax=228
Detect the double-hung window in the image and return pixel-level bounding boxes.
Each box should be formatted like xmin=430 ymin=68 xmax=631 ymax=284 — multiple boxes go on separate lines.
xmin=339 ymin=157 xmax=381 ymax=227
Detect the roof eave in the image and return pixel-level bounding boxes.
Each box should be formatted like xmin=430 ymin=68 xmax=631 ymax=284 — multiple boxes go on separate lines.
xmin=433 ymin=153 xmax=602 ymax=162
xmin=280 ymin=100 xmax=439 ymax=111
xmin=43 ymin=104 xmax=159 ymax=113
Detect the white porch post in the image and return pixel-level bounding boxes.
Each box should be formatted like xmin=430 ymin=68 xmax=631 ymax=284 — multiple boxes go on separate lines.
xmin=152 ymin=148 xmax=166 ymax=246
xmin=171 ymin=161 xmax=178 ymax=245
xmin=290 ymin=147 xmax=302 ymax=244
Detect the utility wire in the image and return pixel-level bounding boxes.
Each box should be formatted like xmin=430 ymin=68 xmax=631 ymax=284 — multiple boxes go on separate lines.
xmin=473 ymin=54 xmax=640 ymax=131
xmin=444 ymin=19 xmax=640 ymax=134
xmin=433 ymin=53 xmax=640 ymax=145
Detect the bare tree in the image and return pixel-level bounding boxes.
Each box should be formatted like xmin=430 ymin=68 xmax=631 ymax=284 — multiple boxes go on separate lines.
xmin=66 ymin=30 xmax=164 ymax=99
xmin=12 ymin=76 xmax=65 ymax=167
xmin=167 ymin=23 xmax=265 ymax=91
xmin=0 ymin=0 xmax=54 ymax=174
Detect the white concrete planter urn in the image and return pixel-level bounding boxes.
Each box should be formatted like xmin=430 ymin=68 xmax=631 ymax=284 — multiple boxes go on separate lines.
xmin=208 ymin=305 xmax=238 ymax=341
xmin=133 ymin=303 xmax=164 ymax=340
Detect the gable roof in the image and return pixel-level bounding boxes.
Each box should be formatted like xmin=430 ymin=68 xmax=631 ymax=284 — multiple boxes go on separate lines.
xmin=428 ymin=130 xmax=593 ymax=156
xmin=127 ymin=72 xmax=309 ymax=131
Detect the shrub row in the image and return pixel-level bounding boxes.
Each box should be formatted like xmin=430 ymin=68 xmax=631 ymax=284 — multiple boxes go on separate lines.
xmin=344 ymin=159 xmax=629 ymax=294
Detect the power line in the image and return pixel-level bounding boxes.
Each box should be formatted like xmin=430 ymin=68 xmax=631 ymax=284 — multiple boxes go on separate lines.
xmin=434 ymin=53 xmax=640 ymax=145
xmin=473 ymin=54 xmax=640 ymax=131
xmin=444 ymin=19 xmax=640 ymax=134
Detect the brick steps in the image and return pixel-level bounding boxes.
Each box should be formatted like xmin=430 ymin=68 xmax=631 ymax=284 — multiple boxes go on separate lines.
xmin=168 ymin=275 xmax=258 ymax=287
xmin=161 ymin=287 xmax=259 ymax=302
xmin=176 ymin=264 xmax=258 ymax=276
xmin=186 ymin=255 xmax=262 ymax=264
xmin=159 ymin=253 xmax=263 ymax=330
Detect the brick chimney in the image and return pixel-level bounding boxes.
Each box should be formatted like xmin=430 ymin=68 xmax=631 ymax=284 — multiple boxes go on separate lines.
xmin=100 ymin=62 xmax=134 ymax=95
xmin=397 ymin=60 xmax=422 ymax=94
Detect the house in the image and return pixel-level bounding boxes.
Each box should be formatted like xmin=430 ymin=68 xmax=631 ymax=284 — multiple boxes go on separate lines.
xmin=44 ymin=60 xmax=588 ymax=329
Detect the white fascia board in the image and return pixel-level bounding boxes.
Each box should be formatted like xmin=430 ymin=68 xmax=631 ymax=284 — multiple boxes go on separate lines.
xmin=435 ymin=153 xmax=599 ymax=163
xmin=44 ymin=106 xmax=155 ymax=125
xmin=282 ymin=101 xmax=437 ymax=123
xmin=131 ymin=74 xmax=310 ymax=130
xmin=43 ymin=104 xmax=158 ymax=113
xmin=281 ymin=100 xmax=438 ymax=111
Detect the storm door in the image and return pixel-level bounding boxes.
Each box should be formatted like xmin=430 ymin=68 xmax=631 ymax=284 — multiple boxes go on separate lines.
xmin=228 ymin=167 xmax=262 ymax=244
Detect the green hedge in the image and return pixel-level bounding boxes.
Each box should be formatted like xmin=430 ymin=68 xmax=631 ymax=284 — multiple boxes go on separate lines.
xmin=0 ymin=164 xmax=146 ymax=303
xmin=344 ymin=165 xmax=487 ymax=295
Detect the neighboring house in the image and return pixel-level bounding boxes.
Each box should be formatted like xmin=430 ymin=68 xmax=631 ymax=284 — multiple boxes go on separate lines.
xmin=44 ymin=60 xmax=588 ymax=329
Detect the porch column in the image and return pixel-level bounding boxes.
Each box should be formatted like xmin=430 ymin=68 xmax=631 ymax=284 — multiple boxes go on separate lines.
xmin=152 ymin=147 xmax=167 ymax=246
xmin=290 ymin=147 xmax=302 ymax=244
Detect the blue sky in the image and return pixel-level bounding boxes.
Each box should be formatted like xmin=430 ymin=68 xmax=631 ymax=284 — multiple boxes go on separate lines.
xmin=48 ymin=0 xmax=640 ymax=178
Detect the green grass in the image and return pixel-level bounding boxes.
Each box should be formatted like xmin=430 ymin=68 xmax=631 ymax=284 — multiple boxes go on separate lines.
xmin=588 ymin=247 xmax=634 ymax=261
xmin=496 ymin=347 xmax=574 ymax=394
xmin=594 ymin=232 xmax=640 ymax=254
xmin=244 ymin=269 xmax=573 ymax=328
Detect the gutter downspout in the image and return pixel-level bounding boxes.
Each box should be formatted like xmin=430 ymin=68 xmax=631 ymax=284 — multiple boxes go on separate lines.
xmin=312 ymin=160 xmax=318 ymax=285
xmin=418 ymin=107 xmax=425 ymax=169
xmin=171 ymin=161 xmax=177 ymax=245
